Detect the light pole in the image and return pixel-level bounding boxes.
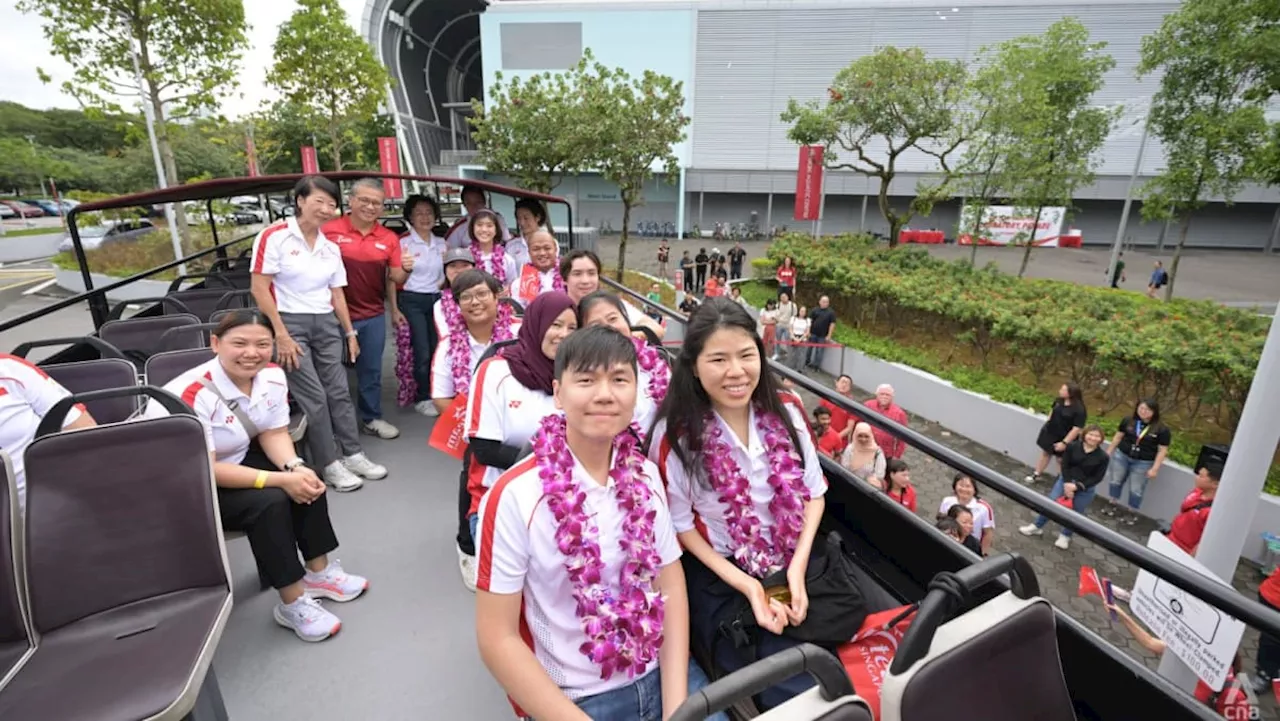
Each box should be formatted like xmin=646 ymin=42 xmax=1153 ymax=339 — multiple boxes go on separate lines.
xmin=126 ymin=23 xmax=186 ymax=275
xmin=1107 ymin=105 xmax=1152 ymax=286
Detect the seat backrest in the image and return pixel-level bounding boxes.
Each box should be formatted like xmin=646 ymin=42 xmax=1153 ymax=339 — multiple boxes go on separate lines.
xmin=99 ymin=313 xmax=201 ymax=365
xmin=41 ymin=358 xmax=139 ymax=424
xmin=0 ymin=450 xmax=34 ymax=688
xmin=477 ymin=338 xmax=518 ymax=367
xmin=158 ymin=323 xmax=219 ymax=353
xmin=879 ymin=593 xmax=1075 ymax=721
xmin=144 ymin=349 xmax=215 ymax=388
xmin=23 ymin=394 xmax=227 ymax=634
xmin=165 ymin=289 xmax=232 ymax=323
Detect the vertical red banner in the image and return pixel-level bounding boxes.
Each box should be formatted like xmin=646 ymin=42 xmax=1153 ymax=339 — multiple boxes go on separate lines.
xmin=794 ymin=145 xmax=824 ymax=221
xmin=378 ymin=137 xmax=403 ymax=198
xmin=301 ymin=146 xmax=319 ymax=174
xmin=246 ymin=132 xmax=260 ymax=177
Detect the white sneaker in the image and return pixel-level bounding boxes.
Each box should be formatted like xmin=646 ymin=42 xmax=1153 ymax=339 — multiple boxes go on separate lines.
xmin=303 ymin=559 xmax=368 ymax=602
xmin=458 ymin=544 xmax=477 ymax=593
xmin=273 ymin=596 xmax=341 ymax=643
xmin=323 ymin=461 xmax=364 ymax=492
xmin=414 ymin=401 xmax=439 ymax=417
xmin=1024 ymin=474 xmax=1038 ymax=484
xmin=1019 ymin=524 xmax=1044 ymax=537
xmin=343 ymin=452 xmax=388 ymax=480
xmin=361 ymin=419 xmax=400 ymax=439
xmin=1054 ymin=534 xmax=1071 ymax=550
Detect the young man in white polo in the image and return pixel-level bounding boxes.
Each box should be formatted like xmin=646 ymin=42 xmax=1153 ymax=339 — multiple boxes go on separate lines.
xmin=474 ymin=326 xmax=723 ymax=721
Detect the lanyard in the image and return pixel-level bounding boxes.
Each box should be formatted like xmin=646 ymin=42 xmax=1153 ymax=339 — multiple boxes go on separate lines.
xmin=1133 ymin=420 xmax=1150 ymax=445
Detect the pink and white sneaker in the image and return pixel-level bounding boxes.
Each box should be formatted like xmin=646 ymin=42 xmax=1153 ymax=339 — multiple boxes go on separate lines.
xmin=303 ymin=559 xmax=368 ymax=603
xmin=274 ymin=596 xmax=341 ymax=643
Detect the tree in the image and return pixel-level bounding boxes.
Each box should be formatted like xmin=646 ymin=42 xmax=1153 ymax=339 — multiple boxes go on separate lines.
xmin=19 ymin=0 xmax=250 ymax=235
xmin=268 ymin=0 xmax=392 ymax=171
xmin=992 ymin=18 xmax=1116 ymax=277
xmin=469 ymin=53 xmax=598 ymax=193
xmin=954 ymin=47 xmax=1018 ymax=265
xmin=581 ymin=61 xmax=689 ymax=280
xmin=1138 ymin=0 xmax=1269 ymax=300
xmin=249 ymin=100 xmax=394 ymax=175
xmin=781 ymin=47 xmax=969 ymax=247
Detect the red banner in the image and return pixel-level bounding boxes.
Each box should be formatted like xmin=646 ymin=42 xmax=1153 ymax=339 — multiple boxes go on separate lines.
xmin=301 ymin=145 xmax=319 ymax=174
xmin=246 ymin=132 xmax=260 ymax=177
xmin=794 ymin=145 xmax=824 ymax=221
xmin=378 ymin=137 xmax=403 ymax=198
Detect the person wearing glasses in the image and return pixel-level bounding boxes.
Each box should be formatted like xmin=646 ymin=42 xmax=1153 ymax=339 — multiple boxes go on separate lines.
xmin=323 ymin=178 xmax=413 ymax=440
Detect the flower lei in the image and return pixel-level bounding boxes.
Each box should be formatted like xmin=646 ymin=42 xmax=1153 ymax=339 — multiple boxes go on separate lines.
xmin=533 ymin=414 xmax=665 ymax=680
xmin=631 ymin=336 xmax=669 ymax=406
xmin=701 ymin=407 xmax=810 ymax=578
xmin=394 ymin=320 xmax=417 ymax=406
xmin=444 ymin=288 xmax=515 ymax=396
xmin=472 ymin=240 xmax=508 ymax=285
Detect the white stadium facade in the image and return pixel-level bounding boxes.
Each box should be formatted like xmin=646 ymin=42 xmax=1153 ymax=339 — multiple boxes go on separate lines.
xmin=361 ymin=0 xmax=1280 ymax=251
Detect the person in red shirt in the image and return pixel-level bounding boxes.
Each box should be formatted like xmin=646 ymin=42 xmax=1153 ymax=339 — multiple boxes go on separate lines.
xmin=1167 ymin=464 xmax=1221 ymax=555
xmin=811 ymin=406 xmax=845 ymax=459
xmin=1252 ymin=567 xmax=1280 ymax=692
xmin=819 ymin=374 xmax=857 ymax=446
xmin=862 ymin=383 xmax=909 ymax=459
xmin=322 ymin=178 xmax=413 ymax=440
xmin=775 ymin=256 xmax=797 ymax=298
xmin=883 ymin=458 xmax=917 ymax=512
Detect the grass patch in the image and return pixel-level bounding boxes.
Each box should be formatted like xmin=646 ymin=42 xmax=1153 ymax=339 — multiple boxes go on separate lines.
xmin=51 ymin=225 xmax=253 ymax=281
xmin=617 ymin=270 xmax=676 ymax=308
xmin=1 ymin=226 xmax=64 ymax=239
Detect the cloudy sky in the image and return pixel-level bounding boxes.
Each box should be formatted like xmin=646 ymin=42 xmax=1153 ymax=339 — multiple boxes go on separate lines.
xmin=0 ymin=0 xmax=370 ymax=119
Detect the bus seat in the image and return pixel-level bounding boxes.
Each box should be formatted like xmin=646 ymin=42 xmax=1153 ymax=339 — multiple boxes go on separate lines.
xmin=211 ymin=290 xmax=255 ymax=316
xmin=144 ymin=349 xmax=216 ymax=389
xmin=477 ymin=339 xmax=518 ymax=367
xmin=0 ymin=451 xmax=34 ymax=694
xmin=158 ymin=323 xmax=219 ymax=353
xmin=42 ymin=358 xmax=141 ymax=424
xmin=165 ymin=289 xmax=236 ymax=323
xmin=671 ymin=644 xmax=872 ymax=721
xmin=100 ymin=314 xmax=202 ymax=369
xmin=0 ymin=387 xmax=232 ymax=721
xmin=878 ymin=556 xmax=1074 ymax=721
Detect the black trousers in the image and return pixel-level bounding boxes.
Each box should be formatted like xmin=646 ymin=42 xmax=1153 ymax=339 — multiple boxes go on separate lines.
xmin=221 ymin=446 xmax=340 ymax=589
xmin=456 ymin=449 xmax=475 ymax=556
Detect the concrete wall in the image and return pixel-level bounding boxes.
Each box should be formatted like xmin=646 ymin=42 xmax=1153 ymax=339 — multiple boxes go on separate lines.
xmin=807 ymin=330 xmax=1280 ymax=566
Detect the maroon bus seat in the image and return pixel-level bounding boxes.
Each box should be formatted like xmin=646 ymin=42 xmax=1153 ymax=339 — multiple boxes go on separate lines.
xmin=0 ymin=452 xmax=34 ymax=693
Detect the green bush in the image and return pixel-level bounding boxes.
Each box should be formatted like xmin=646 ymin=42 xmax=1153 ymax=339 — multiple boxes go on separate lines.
xmin=52 ymin=224 xmax=252 ymax=281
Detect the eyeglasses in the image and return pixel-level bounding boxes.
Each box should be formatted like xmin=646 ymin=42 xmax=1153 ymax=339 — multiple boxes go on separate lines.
xmin=457 ymin=289 xmax=494 ymax=305
xmin=353 ymin=197 xmax=385 ymax=209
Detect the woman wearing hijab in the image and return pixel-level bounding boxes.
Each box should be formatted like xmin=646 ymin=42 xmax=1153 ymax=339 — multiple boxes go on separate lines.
xmin=461 ymin=292 xmax=578 ymax=560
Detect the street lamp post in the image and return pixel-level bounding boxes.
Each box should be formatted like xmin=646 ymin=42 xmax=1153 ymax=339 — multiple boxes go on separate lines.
xmin=127 ymin=27 xmax=186 ymax=276
xmin=1107 ymin=109 xmax=1152 ymax=286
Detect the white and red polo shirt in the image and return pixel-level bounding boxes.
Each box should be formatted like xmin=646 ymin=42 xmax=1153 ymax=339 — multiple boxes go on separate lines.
xmin=323 ymin=215 xmax=402 ymax=322
xmin=650 ymin=404 xmax=827 ymax=557
xmin=0 ymin=354 xmax=84 ymax=505
xmin=464 ymin=356 xmax=557 ymax=513
xmin=250 ymin=218 xmax=346 ymax=314
xmin=475 ymin=451 xmax=681 ymax=700
xmin=141 ymin=357 xmax=290 ymax=464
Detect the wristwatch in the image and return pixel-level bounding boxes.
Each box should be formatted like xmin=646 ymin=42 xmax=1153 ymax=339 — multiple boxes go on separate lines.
xmin=283 ymin=457 xmax=306 ymax=471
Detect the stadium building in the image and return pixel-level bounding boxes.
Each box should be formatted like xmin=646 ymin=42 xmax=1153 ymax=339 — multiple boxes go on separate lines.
xmin=364 ymin=0 xmax=1280 ymax=251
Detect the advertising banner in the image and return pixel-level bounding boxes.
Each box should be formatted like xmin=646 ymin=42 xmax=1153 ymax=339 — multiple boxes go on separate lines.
xmin=957 ymin=205 xmax=1066 ymax=247
xmin=794 ymin=145 xmax=824 ymax=221
xmin=378 ymin=137 xmax=404 ymax=198
xmin=301 ymin=145 xmax=319 ymax=174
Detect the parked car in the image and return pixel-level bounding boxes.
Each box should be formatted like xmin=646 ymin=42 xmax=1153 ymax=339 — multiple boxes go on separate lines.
xmin=57 ymin=219 xmax=157 ymax=253
xmin=0 ymin=204 xmax=15 ymax=219
xmin=20 ymin=199 xmax=63 ymax=216
xmin=1 ymin=200 xmax=45 ymax=218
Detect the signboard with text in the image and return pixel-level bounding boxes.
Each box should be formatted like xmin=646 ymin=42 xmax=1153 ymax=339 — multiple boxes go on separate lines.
xmin=957 ymin=205 xmax=1066 ymax=247
xmin=377 ymin=137 xmax=404 ymax=198
xmin=794 ymin=145 xmax=824 ymax=221
xmin=301 ymin=146 xmax=319 ymax=174
xmin=1131 ymin=532 xmax=1245 ymax=691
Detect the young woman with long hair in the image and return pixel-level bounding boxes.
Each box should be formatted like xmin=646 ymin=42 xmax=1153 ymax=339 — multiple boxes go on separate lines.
xmin=647 ymin=298 xmax=827 ymax=710
xmin=468 ymin=209 xmax=520 ymax=293
xmin=1027 ymin=381 xmax=1087 ymax=484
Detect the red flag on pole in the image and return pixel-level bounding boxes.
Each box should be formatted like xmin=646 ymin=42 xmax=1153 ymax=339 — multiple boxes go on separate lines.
xmin=246 ymin=131 xmax=260 ymax=177
xmin=378 ymin=137 xmax=403 ymax=198
xmin=1078 ymin=566 xmax=1105 ymax=598
xmin=301 ymin=146 xmax=319 ymax=174
xmin=794 ymin=145 xmax=824 ymax=221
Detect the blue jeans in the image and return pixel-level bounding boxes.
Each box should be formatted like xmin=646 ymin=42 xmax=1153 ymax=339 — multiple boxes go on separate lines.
xmin=1033 ymin=476 xmax=1098 ymax=538
xmin=352 ymin=314 xmax=387 ymax=424
xmin=397 ymin=291 xmax=439 ymax=403
xmin=1107 ymin=454 xmax=1155 ymax=510
xmin=806 ymin=335 xmax=828 ymax=368
xmin=468 ymin=513 xmax=479 ymax=547
xmin=574 ymin=659 xmax=729 ymax=721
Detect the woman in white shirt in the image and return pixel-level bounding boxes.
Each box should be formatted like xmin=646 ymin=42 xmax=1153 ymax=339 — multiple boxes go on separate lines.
xmin=939 ymin=473 xmax=995 ymax=557
xmin=773 ymin=291 xmax=795 ymax=361
xmin=391 ymin=194 xmax=447 ymax=417
xmin=143 ymin=311 xmax=368 ymax=643
xmin=467 ymin=209 xmax=520 ymax=293
xmin=508 ymin=197 xmax=551 ymax=269
xmin=647 ymin=298 xmax=827 ymax=711
xmin=577 ymin=290 xmax=669 ymax=438
xmin=0 ymin=354 xmax=96 ymax=509
xmin=787 ymin=306 xmax=810 ymax=371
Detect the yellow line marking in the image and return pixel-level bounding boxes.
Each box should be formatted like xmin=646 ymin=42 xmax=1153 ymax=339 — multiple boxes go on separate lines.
xmin=0 ymin=275 xmax=53 ymax=292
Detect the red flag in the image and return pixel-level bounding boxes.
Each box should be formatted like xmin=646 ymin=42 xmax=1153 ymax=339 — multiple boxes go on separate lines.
xmin=1272 ymin=678 xmax=1280 ymax=705
xmin=1078 ymin=566 xmax=1105 ymax=599
xmin=301 ymin=145 xmax=319 ymax=174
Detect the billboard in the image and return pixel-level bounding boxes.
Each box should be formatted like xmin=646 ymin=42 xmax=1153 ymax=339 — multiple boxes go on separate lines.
xmin=958 ymin=205 xmax=1066 ymax=247
xmin=794 ymin=145 xmax=824 ymax=221
xmin=378 ymin=137 xmax=404 ymax=198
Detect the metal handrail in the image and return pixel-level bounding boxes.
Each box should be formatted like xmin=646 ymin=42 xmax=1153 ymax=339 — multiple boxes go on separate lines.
xmin=601 ymin=275 xmax=1280 ymax=639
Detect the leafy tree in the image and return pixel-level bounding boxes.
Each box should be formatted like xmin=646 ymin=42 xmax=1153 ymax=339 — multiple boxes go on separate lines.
xmin=954 ymin=47 xmax=1017 ymax=265
xmin=268 ymin=0 xmax=392 ymax=171
xmin=469 ymin=52 xmax=598 ymax=193
xmin=249 ymin=100 xmax=394 ymax=175
xmin=580 ymin=59 xmax=689 ymax=279
xmin=1138 ymin=0 xmax=1269 ymax=300
xmin=0 ymin=101 xmax=133 ymax=155
xmin=992 ymin=18 xmax=1116 ymax=278
xmin=19 ymin=0 xmax=250 ymax=234
xmin=781 ymin=47 xmax=969 ymax=247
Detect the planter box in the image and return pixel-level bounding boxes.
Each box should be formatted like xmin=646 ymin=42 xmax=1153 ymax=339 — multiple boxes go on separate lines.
xmin=55 ymin=268 xmax=188 ymax=304
xmin=812 ymin=341 xmax=1280 ymax=566
xmin=0 ymin=234 xmax=63 ymax=263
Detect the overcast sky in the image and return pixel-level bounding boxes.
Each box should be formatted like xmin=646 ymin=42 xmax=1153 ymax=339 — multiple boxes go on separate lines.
xmin=0 ymin=0 xmax=370 ymax=119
